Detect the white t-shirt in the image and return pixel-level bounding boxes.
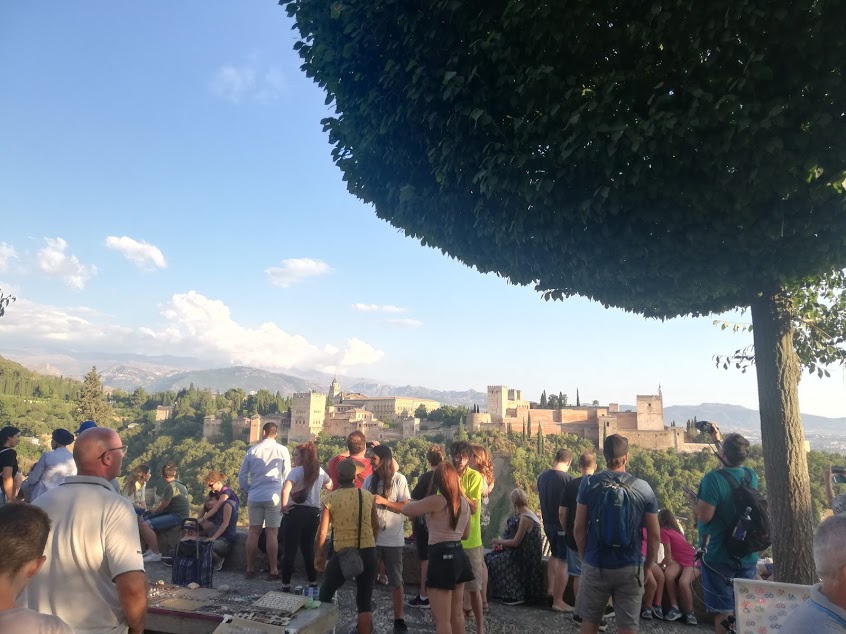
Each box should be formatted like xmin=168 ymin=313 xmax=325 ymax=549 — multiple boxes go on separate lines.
xmin=363 ymin=472 xmax=410 ymax=547
xmin=27 ymin=476 xmax=146 ymax=634
xmin=0 ymin=608 xmax=73 ymax=634
xmin=286 ymin=466 xmax=330 ymax=508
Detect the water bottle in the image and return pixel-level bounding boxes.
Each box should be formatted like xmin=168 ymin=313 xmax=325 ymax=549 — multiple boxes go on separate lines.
xmin=734 ymin=506 xmax=752 ymax=541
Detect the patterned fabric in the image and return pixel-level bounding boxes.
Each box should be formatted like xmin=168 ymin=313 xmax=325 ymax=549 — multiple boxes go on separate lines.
xmin=172 ymin=538 xmax=214 ymax=588
xmin=484 ymin=513 xmax=545 ymax=604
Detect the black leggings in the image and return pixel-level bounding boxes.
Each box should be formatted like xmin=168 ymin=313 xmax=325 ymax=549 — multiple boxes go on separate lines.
xmin=319 ymin=547 xmax=378 ymax=613
xmin=281 ymin=505 xmax=321 ymax=584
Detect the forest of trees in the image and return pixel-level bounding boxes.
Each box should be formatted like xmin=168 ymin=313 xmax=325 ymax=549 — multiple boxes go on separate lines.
xmin=2 ymin=353 xmax=844 ymax=554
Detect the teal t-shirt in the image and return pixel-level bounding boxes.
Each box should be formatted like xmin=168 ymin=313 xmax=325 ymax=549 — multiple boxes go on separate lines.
xmin=697 ymin=467 xmax=759 ymax=567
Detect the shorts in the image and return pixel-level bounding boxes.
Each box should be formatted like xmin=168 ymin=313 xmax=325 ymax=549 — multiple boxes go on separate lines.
xmin=544 ymin=524 xmax=568 ymax=561
xmin=212 ymin=538 xmax=234 ymax=557
xmin=427 ymin=542 xmax=474 ymax=591
xmin=576 ymin=563 xmax=644 ymax=631
xmin=248 ymin=501 xmax=282 ymax=528
xmin=566 ymin=547 xmax=582 ymax=577
xmin=377 ymin=546 xmax=404 ymax=588
xmin=413 ymin=522 xmax=429 ymax=561
xmin=463 ymin=546 xmax=483 ymax=592
xmin=146 ymin=513 xmax=183 ymax=531
xmin=701 ymin=561 xmax=757 ymax=614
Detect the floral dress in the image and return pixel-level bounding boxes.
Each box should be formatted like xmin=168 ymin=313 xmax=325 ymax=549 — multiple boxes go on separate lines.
xmin=484 ymin=510 xmax=545 ymax=604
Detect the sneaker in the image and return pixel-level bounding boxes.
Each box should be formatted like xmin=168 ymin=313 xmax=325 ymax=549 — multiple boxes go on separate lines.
xmin=664 ymin=607 xmax=683 ymax=621
xmin=143 ymin=552 xmax=162 ymax=563
xmin=162 ymin=557 xmax=173 ymax=567
xmin=685 ymin=612 xmax=698 ymax=626
xmin=598 ymin=618 xmax=608 ymax=632
xmin=213 ymin=557 xmax=225 ymax=572
xmin=603 ymin=605 xmax=615 ymax=619
xmin=408 ymin=595 xmax=430 ymax=609
xmin=641 ymin=608 xmax=653 ymax=620
xmin=393 ymin=619 xmax=408 ymax=633
xmin=502 ymin=599 xmax=525 ymax=606
xmin=652 ymin=605 xmax=664 ymax=620
xmin=572 ymin=614 xmax=582 ymax=624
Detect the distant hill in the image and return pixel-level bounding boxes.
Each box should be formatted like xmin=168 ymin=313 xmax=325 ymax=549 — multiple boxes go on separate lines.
xmin=146 ymin=366 xmax=325 ymax=395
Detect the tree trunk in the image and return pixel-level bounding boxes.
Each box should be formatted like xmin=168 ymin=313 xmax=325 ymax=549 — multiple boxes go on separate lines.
xmin=750 ymin=289 xmax=816 ymax=584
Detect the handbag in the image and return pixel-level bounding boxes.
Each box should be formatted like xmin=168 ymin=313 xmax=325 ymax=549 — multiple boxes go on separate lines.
xmin=336 ymin=489 xmax=364 ymax=579
xmin=291 ymin=487 xmax=309 ymax=504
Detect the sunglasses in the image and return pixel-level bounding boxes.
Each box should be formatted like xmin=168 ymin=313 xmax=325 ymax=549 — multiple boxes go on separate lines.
xmin=97 ymin=445 xmax=128 ymax=461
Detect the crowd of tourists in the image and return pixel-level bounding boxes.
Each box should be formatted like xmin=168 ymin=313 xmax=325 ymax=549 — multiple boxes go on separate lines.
xmin=0 ymin=420 xmax=845 ymax=634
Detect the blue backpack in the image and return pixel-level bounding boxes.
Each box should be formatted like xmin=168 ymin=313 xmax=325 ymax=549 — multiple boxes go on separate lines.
xmin=587 ymin=472 xmax=641 ymax=560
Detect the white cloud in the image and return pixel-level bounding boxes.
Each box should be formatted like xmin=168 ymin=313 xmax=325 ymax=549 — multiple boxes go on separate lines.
xmin=36 ymin=238 xmax=96 ymax=289
xmin=210 ymin=59 xmax=285 ymax=104
xmin=105 ymin=236 xmax=167 ymax=270
xmin=0 ymin=291 xmax=385 ymax=374
xmin=0 ymin=243 xmax=17 ymax=272
xmin=266 ymin=258 xmax=331 ymax=288
xmin=387 ymin=318 xmax=424 ymax=327
xmin=352 ymin=303 xmax=406 ymax=313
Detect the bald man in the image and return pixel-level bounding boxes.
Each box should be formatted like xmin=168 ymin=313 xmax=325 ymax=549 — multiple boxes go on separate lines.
xmin=26 ymin=428 xmax=148 ymax=634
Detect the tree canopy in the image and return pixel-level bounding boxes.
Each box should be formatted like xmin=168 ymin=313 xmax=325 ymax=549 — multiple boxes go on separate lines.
xmin=284 ymin=0 xmax=846 ymax=318
xmin=283 ymin=0 xmax=846 ymax=582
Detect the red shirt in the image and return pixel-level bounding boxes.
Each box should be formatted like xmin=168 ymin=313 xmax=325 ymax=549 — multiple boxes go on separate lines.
xmin=660 ymin=528 xmax=696 ymax=568
xmin=326 ymin=454 xmax=371 ymax=490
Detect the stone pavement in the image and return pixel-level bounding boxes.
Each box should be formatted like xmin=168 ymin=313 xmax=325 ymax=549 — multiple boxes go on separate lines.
xmin=144 ymin=560 xmax=710 ymax=633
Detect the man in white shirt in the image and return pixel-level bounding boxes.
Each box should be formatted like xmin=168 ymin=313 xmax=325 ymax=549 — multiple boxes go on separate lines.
xmin=238 ymin=422 xmax=291 ymax=579
xmin=22 ymin=428 xmax=76 ymax=501
xmin=27 ymin=427 xmax=148 ymax=634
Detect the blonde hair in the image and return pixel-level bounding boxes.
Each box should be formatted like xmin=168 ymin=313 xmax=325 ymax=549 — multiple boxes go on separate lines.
xmin=510 ymin=488 xmax=529 ymax=509
xmin=471 ymin=444 xmax=494 ymax=486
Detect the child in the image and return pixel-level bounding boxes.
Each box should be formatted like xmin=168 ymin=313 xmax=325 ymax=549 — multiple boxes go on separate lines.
xmin=640 ymin=526 xmax=665 ymax=620
xmin=658 ymin=508 xmax=699 ymax=625
xmin=0 ymin=504 xmax=73 ymax=633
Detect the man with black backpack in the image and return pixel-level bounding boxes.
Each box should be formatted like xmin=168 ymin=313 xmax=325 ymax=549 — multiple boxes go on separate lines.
xmin=574 ymin=434 xmax=660 ymax=634
xmin=687 ymin=425 xmax=767 ymax=634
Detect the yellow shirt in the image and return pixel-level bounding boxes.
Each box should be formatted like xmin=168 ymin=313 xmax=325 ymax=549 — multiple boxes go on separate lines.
xmin=325 ymin=487 xmax=376 ymax=550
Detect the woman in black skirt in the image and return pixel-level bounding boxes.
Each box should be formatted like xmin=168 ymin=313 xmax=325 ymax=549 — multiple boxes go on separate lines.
xmin=403 ymin=462 xmax=472 ymax=634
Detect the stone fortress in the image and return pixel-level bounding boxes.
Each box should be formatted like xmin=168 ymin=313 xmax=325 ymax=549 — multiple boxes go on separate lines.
xmin=468 ymin=385 xmax=708 ymax=453
xmin=198 ymin=376 xmax=707 ymax=453
xmin=287 ymin=377 xmax=440 ymax=444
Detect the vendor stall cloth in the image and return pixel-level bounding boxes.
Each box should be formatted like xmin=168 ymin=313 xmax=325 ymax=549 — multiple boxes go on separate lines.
xmin=733 ymin=578 xmax=813 ymax=634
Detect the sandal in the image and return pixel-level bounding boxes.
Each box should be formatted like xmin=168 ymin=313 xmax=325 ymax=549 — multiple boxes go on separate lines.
xmin=464 ymin=609 xmax=474 ymax=619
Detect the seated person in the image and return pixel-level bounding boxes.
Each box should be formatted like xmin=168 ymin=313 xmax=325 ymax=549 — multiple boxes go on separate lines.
xmin=121 ymin=465 xmax=151 ymax=515
xmin=641 ymin=526 xmax=666 ymax=620
xmin=484 ymin=488 xmax=545 ymax=605
xmin=0 ymin=504 xmax=73 ymax=633
xmin=657 ymin=508 xmax=699 ymax=624
xmin=198 ymin=471 xmax=235 ymax=527
xmin=201 ymin=471 xmax=240 ymax=571
xmin=139 ymin=462 xmax=191 ymax=563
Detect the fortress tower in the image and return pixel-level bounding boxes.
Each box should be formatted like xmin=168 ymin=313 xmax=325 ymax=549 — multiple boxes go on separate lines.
xmin=636 ymin=393 xmax=664 ymax=431
xmin=328 ymin=377 xmax=340 ymax=404
xmin=487 ymin=386 xmax=508 ymax=424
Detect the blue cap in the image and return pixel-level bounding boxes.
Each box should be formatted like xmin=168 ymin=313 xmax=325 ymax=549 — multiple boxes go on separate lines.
xmin=75 ymin=420 xmax=97 ymax=435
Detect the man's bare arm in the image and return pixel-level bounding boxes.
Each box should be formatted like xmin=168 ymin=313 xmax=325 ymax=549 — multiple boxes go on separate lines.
xmin=115 ymin=570 xmax=148 ymax=634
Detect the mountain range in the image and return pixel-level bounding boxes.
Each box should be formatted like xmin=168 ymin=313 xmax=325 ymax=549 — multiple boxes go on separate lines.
xmin=3 ymin=351 xmax=843 ymax=442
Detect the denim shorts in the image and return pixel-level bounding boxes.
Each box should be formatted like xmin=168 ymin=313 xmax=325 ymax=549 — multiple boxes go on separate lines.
xmin=700 ymin=561 xmax=757 ymax=614
xmin=566 ymin=547 xmax=582 ymax=577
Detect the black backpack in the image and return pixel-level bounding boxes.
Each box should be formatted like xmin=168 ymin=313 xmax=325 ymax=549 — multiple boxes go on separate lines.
xmin=717 ymin=467 xmax=771 ymax=559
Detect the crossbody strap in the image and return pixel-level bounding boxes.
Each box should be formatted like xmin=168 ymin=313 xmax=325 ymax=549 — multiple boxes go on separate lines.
xmin=357 ymin=489 xmax=362 ymax=548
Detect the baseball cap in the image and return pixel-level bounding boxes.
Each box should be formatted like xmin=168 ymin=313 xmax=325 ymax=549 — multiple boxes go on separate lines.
xmin=337 ymin=457 xmax=364 ymax=482
xmin=603 ymin=434 xmax=629 ymax=460
xmin=75 ymin=420 xmax=97 ymax=435
xmin=52 ymin=428 xmax=74 ymax=446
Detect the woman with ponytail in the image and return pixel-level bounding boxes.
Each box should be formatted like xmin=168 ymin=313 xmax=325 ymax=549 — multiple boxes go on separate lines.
xmin=281 ymin=441 xmax=331 ymax=595
xmin=403 ymin=462 xmax=473 ymax=634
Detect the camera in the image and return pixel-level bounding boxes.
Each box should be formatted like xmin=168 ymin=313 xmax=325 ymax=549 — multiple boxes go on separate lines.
xmin=695 ymin=420 xmax=715 ymax=434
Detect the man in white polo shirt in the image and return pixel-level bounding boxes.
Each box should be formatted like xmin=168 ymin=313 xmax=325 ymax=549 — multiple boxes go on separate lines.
xmin=27 ymin=427 xmax=148 ymax=634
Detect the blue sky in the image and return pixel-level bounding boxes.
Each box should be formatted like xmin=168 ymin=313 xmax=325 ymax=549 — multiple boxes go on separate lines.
xmin=1 ymin=3 xmax=844 ymax=417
